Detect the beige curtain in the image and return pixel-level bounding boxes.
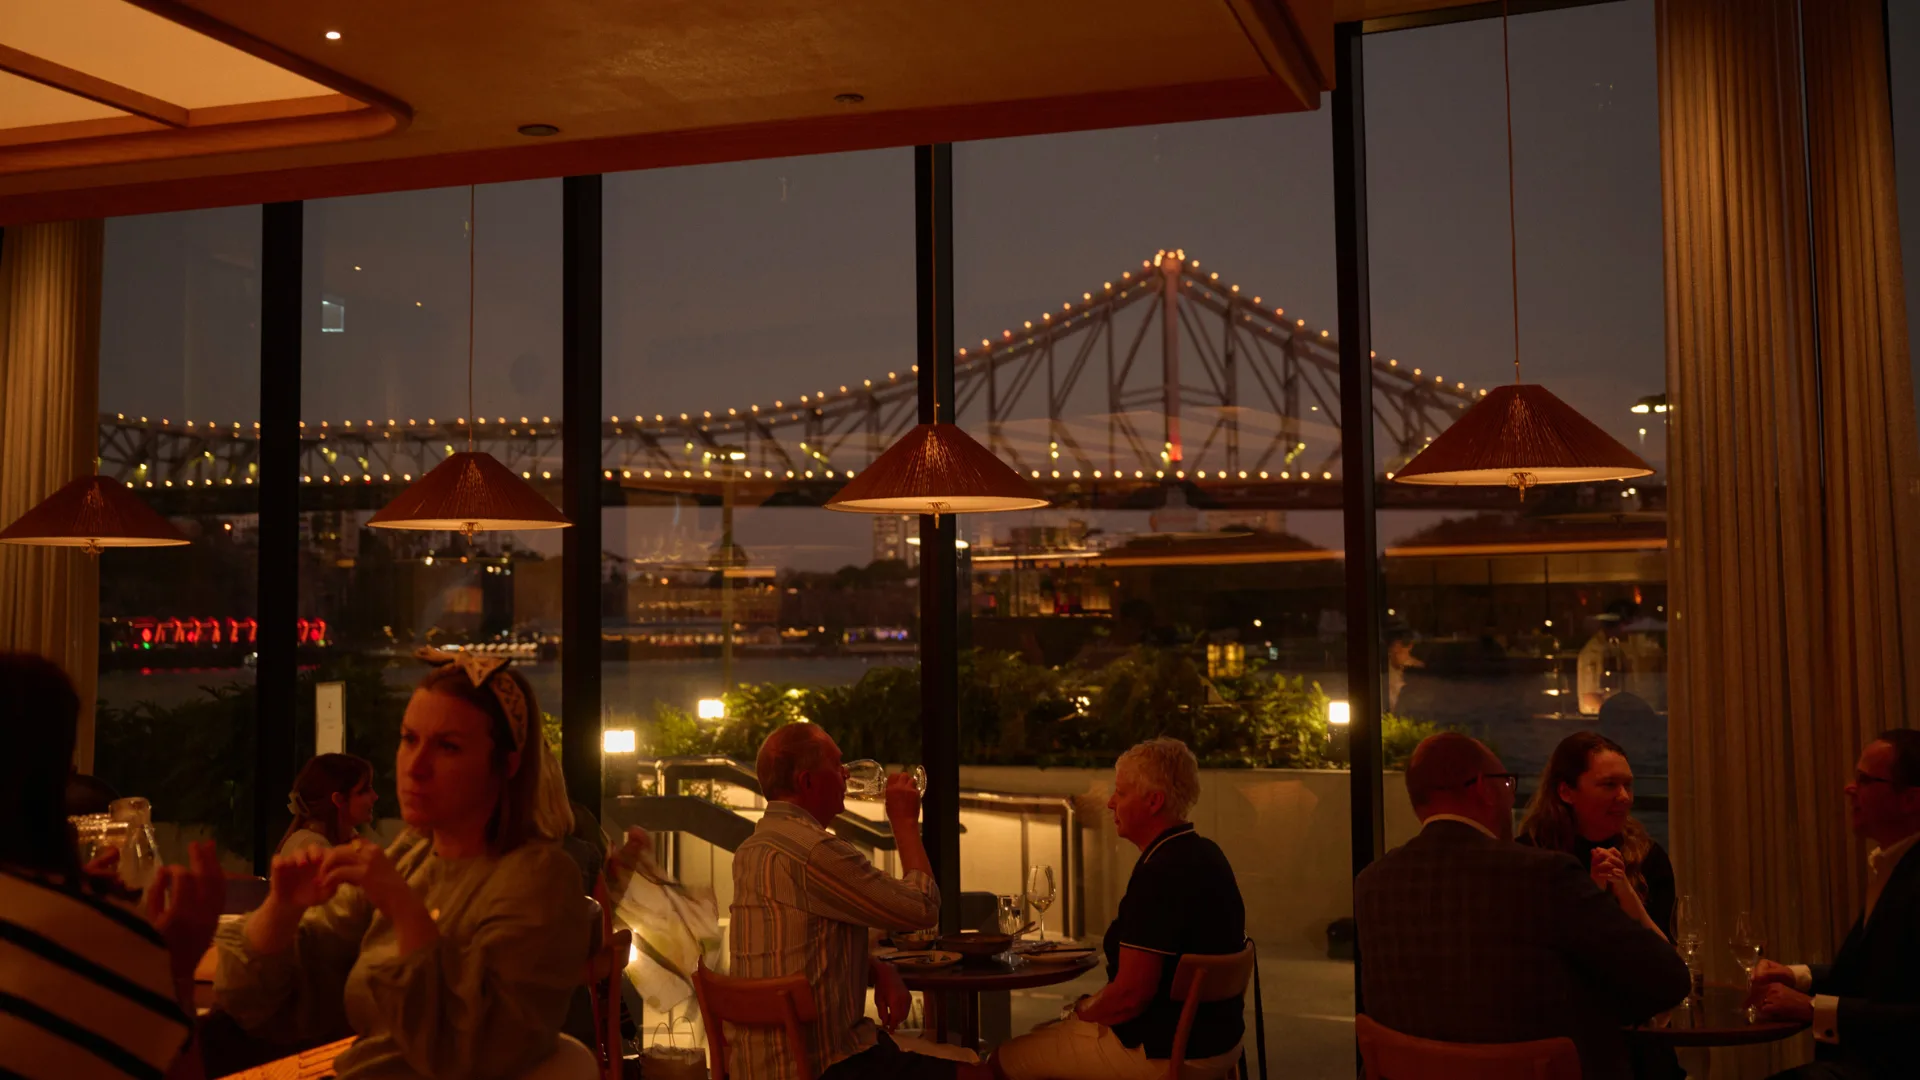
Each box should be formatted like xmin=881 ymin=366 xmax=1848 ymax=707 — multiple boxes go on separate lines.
xmin=0 ymin=221 xmax=104 ymax=768
xmin=1660 ymin=0 xmax=1920 ymax=1074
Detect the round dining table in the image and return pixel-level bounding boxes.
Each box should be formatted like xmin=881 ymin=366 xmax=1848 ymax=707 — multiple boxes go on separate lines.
xmin=1628 ymin=986 xmax=1809 ymax=1048
xmin=896 ymin=953 xmax=1101 ymax=1051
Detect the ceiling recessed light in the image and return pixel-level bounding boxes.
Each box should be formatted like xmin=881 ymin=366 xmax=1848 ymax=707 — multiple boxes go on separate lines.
xmin=324 ymin=30 xmax=342 ymax=41
xmin=517 ymin=123 xmax=560 ymax=137
xmin=834 ymin=92 xmax=865 ymax=105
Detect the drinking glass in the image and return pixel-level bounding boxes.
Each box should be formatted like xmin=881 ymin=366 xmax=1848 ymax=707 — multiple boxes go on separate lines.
xmin=1674 ymin=894 xmax=1705 ymax=1000
xmin=109 ymin=797 xmax=159 ymax=889
xmin=996 ymin=894 xmax=1026 ymax=965
xmin=1026 ymin=864 xmax=1057 ymax=942
xmin=1730 ymin=911 xmax=1765 ymax=1021
xmin=844 ymin=760 xmax=928 ymax=802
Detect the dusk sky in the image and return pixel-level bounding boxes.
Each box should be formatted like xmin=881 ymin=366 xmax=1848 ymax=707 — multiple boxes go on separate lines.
xmin=91 ymin=0 xmax=1787 ymax=572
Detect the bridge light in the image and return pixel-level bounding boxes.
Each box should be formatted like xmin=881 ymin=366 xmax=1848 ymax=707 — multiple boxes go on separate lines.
xmin=1135 ymin=470 xmax=1144 ymax=478
xmin=1072 ymin=470 xmax=1081 ymax=479
xmin=1458 ymin=382 xmax=1465 ymax=389
xmin=1105 ymin=282 xmax=1113 ymax=289
xmin=363 ymin=474 xmax=371 ymax=482
xmin=804 ymin=470 xmax=813 ymax=478
xmin=1231 ymin=285 xmax=1239 ymax=293
xmin=1386 ymin=471 xmax=1395 ymax=479
xmin=542 ymin=471 xmax=552 ymax=479
xmin=117 ymin=413 xmax=124 ymax=419
xmin=1084 ymin=293 xmax=1092 ymax=301
xmin=542 ymin=416 xmax=550 ymax=424
xmin=1413 ymin=368 xmax=1421 ymax=376
xmin=1191 ymin=260 xmax=1200 ymax=268
xmin=1051 ymin=470 xmax=1060 ymax=478
xmin=1253 ymin=297 xmax=1262 ymax=304
xmin=1031 ymin=470 xmax=1040 ymax=478
xmin=383 ymin=474 xmax=392 ymax=481
xmin=246 ymin=478 xmax=254 ymax=484
xmin=523 ymin=472 xmax=532 ymax=479
xmin=1023 ymin=321 xmax=1032 ymax=329
xmin=126 ymin=481 xmax=134 ymax=487
xmin=681 ymin=413 xmax=689 ymax=420
xmin=1094 ymin=470 xmax=1102 ymax=478
xmin=1323 ymin=471 xmax=1333 ymax=480
xmin=1176 ymin=471 xmax=1185 ymax=479
xmin=622 ymin=470 xmax=631 ymax=478
xmin=1156 ymin=470 xmax=1165 ymax=478
xmin=1042 ymin=313 xmax=1051 ymax=322
xmin=146 ymin=481 xmax=153 ymax=487
xmin=1239 ymin=471 xmax=1248 ymax=479
xmin=703 ymin=411 xmax=712 ymax=419
xmin=786 ymin=470 xmax=795 ymax=478
xmin=1210 ymin=272 xmax=1218 ymax=280
xmin=1259 ymin=471 xmax=1269 ymax=479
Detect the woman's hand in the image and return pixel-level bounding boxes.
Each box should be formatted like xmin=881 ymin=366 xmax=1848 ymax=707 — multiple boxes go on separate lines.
xmin=145 ymin=841 xmax=227 ymax=985
xmin=318 ymin=840 xmax=412 ymax=916
xmin=1589 ymin=847 xmax=1626 ymax=893
xmin=606 ymin=827 xmax=655 ymax=895
xmin=320 ymin=840 xmax=437 ymax=957
xmin=267 ymin=844 xmax=338 ymax=912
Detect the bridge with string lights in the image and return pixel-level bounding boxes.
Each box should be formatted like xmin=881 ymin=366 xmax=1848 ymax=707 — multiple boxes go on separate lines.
xmin=100 ymin=250 xmax=1514 ymax=516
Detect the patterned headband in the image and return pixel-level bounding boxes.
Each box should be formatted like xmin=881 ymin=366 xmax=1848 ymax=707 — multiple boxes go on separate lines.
xmin=416 ymin=646 xmax=529 ymax=751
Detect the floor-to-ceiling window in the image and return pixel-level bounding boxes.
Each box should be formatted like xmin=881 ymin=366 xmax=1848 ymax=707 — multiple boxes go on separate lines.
xmin=94 ymin=207 xmax=262 ymax=864
xmin=1367 ymin=0 xmax=1669 ymax=846
xmin=299 ymin=181 xmax=565 ymax=827
xmin=955 ymin=115 xmax=1362 ymax=1076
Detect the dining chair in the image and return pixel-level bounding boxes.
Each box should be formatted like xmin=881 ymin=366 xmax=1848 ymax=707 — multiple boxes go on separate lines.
xmin=691 ymin=962 xmax=821 ymax=1080
xmin=581 ymin=880 xmax=636 ymax=1080
xmin=1355 ymin=1015 xmax=1582 ymax=1080
xmin=1166 ymin=940 xmax=1259 ymax=1080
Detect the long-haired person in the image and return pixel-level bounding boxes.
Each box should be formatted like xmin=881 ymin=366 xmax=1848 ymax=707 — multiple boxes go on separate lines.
xmin=1518 ymin=731 xmax=1674 ymax=938
xmin=279 ymin=753 xmax=377 ymax=856
xmin=213 ymin=651 xmax=592 ymax=1079
xmin=0 ymin=652 xmax=225 ymax=1080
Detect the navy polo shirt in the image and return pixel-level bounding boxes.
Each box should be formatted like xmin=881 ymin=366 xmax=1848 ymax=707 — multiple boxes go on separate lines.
xmin=1102 ymin=822 xmax=1247 ymax=1059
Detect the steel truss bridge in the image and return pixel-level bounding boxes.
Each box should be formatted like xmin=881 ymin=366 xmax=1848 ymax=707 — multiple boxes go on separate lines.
xmin=101 ymin=251 xmax=1512 ymax=516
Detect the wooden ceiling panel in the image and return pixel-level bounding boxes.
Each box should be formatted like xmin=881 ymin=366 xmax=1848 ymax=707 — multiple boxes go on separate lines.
xmin=0 ymin=0 xmax=1337 ymax=224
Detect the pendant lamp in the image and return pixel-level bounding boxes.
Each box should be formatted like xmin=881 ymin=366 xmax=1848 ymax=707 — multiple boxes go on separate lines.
xmin=1393 ymin=1 xmax=1651 ymax=499
xmin=826 ymin=403 xmax=1047 ymax=522
xmin=368 ymin=187 xmax=570 ymax=536
xmin=0 ymin=475 xmax=189 ymax=555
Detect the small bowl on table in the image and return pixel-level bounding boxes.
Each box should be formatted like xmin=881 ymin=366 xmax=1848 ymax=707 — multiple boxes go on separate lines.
xmin=890 ymin=929 xmax=940 ymax=952
xmin=938 ymin=931 xmax=1014 ymax=960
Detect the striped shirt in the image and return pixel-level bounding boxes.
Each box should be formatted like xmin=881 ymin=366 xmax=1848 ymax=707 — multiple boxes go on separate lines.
xmin=0 ymin=866 xmax=192 ymax=1080
xmin=727 ymin=801 xmax=939 ymax=1080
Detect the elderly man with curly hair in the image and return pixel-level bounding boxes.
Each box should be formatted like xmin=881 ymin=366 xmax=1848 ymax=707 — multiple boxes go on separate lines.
xmin=990 ymin=737 xmax=1247 ymax=1080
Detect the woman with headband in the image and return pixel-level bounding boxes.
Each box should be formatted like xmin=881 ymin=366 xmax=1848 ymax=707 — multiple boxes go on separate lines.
xmin=212 ymin=650 xmax=593 ymax=1078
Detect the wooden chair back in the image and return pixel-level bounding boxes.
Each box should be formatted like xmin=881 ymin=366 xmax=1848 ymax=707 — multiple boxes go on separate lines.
xmin=1356 ymin=1014 xmax=1582 ymax=1080
xmin=692 ymin=963 xmax=821 ymax=1080
xmin=1165 ymin=940 xmax=1258 ymax=1079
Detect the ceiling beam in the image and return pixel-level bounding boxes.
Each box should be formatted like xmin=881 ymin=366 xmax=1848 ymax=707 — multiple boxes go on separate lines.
xmin=0 ymin=43 xmax=189 ymax=128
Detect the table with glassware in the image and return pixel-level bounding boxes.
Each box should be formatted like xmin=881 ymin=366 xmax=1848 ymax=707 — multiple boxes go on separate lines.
xmin=892 ymin=945 xmax=1101 ymax=1051
xmin=1640 ymin=901 xmax=1806 ymax=1048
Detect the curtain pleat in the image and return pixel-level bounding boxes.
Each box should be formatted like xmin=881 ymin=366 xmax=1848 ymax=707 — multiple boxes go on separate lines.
xmin=0 ymin=220 xmax=103 ymax=768
xmin=1660 ymin=0 xmax=1919 ymax=1074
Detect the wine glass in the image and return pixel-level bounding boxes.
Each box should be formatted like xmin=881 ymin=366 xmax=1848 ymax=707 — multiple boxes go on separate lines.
xmin=1674 ymin=894 xmax=1704 ymax=1001
xmin=1730 ymin=911 xmax=1765 ymax=1021
xmin=1026 ymin=864 xmax=1057 ymax=942
xmin=844 ymin=760 xmax=928 ymax=802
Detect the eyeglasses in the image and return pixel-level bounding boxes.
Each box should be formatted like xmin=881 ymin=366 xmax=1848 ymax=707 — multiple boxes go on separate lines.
xmin=1475 ymin=773 xmax=1520 ymax=792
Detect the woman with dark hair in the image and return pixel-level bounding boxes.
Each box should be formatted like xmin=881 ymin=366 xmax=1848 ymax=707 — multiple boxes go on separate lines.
xmin=279 ymin=753 xmax=377 ymax=856
xmin=1518 ymin=731 xmax=1675 ymax=938
xmin=213 ymin=650 xmax=593 ymax=1079
xmin=0 ymin=652 xmax=225 ymax=1080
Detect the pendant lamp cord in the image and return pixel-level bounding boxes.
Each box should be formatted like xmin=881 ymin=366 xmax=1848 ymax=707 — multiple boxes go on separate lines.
xmin=1503 ymin=0 xmax=1521 ymax=386
xmin=467 ymin=185 xmax=477 ymax=453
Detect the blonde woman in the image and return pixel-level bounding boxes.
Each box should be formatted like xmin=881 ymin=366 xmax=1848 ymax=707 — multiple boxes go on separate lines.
xmin=214 ymin=651 xmax=591 ymax=1079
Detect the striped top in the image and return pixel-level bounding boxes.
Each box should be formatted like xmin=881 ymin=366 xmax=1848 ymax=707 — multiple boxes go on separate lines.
xmin=727 ymin=801 xmax=939 ymax=1080
xmin=0 ymin=866 xmax=191 ymax=1080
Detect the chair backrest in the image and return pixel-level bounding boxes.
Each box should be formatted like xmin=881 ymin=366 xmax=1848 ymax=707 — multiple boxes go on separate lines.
xmin=692 ymin=963 xmax=821 ymax=1080
xmin=1355 ymin=1015 xmax=1583 ymax=1080
xmin=1165 ymin=940 xmax=1258 ymax=1078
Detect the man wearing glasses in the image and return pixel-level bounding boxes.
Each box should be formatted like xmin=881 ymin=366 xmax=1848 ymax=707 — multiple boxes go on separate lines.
xmin=1748 ymin=729 xmax=1920 ymax=1079
xmin=1355 ymin=732 xmax=1689 ymax=1080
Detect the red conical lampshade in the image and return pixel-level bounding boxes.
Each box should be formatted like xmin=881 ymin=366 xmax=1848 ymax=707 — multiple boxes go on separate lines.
xmin=1394 ymin=383 xmax=1652 ymax=494
xmin=0 ymin=475 xmax=189 ymax=554
xmin=826 ymin=423 xmax=1047 ymax=517
xmin=367 ymin=451 xmax=570 ymax=534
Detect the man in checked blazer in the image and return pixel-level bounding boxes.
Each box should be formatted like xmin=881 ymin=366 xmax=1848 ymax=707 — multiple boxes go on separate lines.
xmin=1355 ymin=733 xmax=1690 ymax=1080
